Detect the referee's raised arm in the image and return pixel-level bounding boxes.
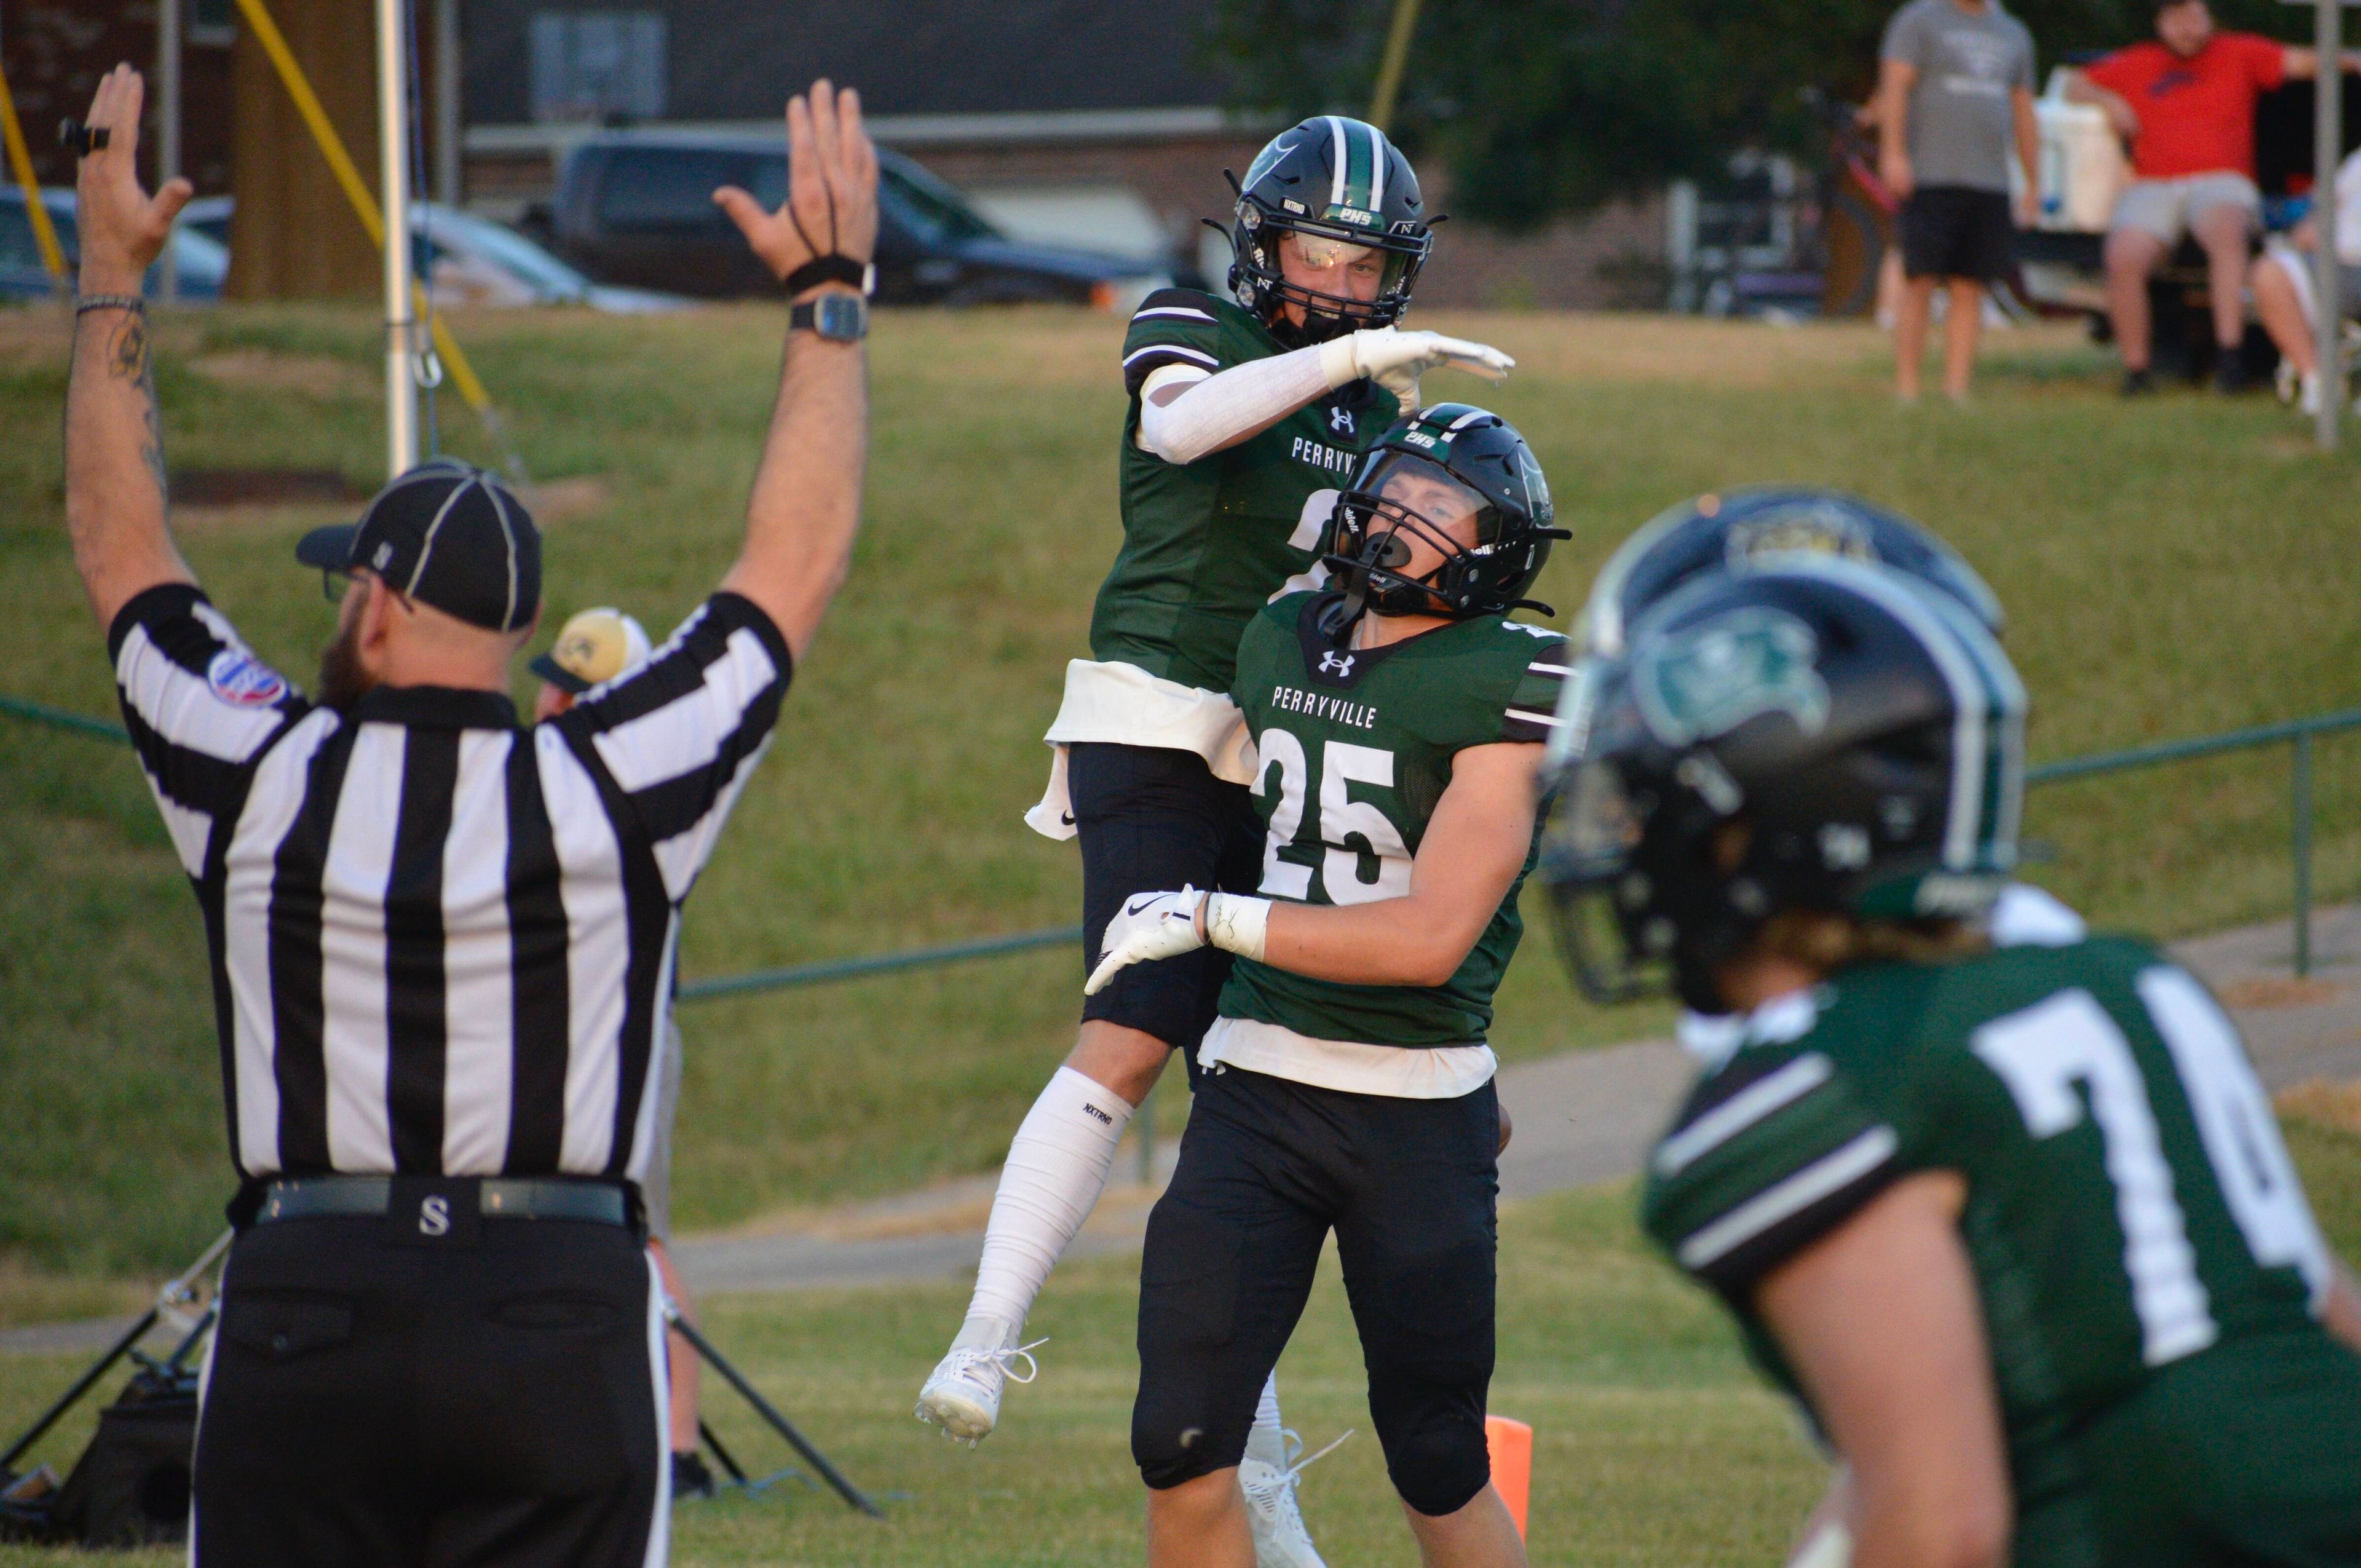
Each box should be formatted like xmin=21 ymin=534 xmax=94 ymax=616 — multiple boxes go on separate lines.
xmin=62 ymin=64 xmax=197 ymax=630
xmin=714 ymin=80 xmax=877 ymax=662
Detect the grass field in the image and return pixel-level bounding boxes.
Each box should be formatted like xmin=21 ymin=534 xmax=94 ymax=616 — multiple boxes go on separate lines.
xmin=6 ymin=303 xmax=2361 ymax=1284
xmin=4 ymin=1108 xmax=2357 ymax=1567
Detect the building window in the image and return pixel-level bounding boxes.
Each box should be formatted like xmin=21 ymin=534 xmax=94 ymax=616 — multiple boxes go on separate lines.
xmin=529 ymin=12 xmax=666 ymax=124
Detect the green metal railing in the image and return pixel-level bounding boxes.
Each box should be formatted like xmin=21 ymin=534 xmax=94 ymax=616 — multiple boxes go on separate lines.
xmin=10 ymin=692 xmax=2360 ymax=987
xmin=2022 ymin=707 xmax=2361 ymax=976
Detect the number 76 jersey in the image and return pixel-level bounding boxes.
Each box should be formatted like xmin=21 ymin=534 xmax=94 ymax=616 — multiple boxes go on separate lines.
xmin=1218 ymin=590 xmax=1570 ymax=1049
xmin=1642 ymin=938 xmax=2361 ymax=1559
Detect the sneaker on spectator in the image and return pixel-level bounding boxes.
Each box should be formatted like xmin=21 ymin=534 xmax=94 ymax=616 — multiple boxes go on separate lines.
xmin=2121 ymin=368 xmax=2156 ymax=397
xmin=2214 ymin=356 xmax=2253 ymax=395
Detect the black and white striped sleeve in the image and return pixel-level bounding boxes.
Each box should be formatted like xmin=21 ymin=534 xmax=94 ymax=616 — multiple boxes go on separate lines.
xmin=554 ymin=591 xmax=792 ymax=901
xmin=1501 ymin=627 xmax=1573 ymax=744
xmin=1121 ymin=288 xmax=1226 ymax=397
xmin=108 ymin=583 xmax=309 ymax=877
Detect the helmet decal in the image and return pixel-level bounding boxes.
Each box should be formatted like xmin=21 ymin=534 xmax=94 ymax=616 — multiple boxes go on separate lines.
xmin=1632 ymin=606 xmax=1829 ymax=745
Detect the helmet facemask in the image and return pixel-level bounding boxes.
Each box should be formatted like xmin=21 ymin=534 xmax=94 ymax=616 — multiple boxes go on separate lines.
xmin=1236 ymin=212 xmax=1426 ymax=343
xmin=1325 ymin=453 xmax=1501 ymax=622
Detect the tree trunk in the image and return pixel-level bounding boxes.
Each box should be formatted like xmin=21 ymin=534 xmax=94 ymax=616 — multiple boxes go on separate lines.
xmin=225 ymin=0 xmax=380 ymax=299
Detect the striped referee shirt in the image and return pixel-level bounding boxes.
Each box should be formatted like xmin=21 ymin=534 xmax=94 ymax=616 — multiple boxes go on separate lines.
xmin=109 ymin=582 xmax=790 ymax=1185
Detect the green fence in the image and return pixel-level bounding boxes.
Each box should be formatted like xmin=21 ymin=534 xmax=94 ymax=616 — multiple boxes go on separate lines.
xmin=9 ymin=694 xmax=2359 ymax=991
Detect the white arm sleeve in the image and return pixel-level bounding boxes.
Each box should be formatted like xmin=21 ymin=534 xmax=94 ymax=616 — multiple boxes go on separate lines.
xmin=1134 ymin=336 xmax=1361 ymax=465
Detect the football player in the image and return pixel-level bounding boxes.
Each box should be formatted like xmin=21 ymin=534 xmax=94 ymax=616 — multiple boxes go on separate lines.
xmin=920 ymin=112 xmax=1513 ymax=1568
xmin=1086 ymin=406 xmax=1566 ymax=1568
xmin=1554 ymin=485 xmax=2084 ymax=997
xmin=1540 ymin=558 xmax=2361 ymax=1567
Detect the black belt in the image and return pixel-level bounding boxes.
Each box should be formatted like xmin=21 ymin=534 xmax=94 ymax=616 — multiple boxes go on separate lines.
xmin=256 ymin=1175 xmax=629 ymax=1228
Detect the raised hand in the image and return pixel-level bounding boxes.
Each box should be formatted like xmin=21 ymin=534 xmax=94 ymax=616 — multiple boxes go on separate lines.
xmin=1350 ymin=327 xmax=1517 ymax=408
xmin=72 ymin=65 xmax=193 ymax=295
xmin=714 ymin=80 xmax=880 ymax=291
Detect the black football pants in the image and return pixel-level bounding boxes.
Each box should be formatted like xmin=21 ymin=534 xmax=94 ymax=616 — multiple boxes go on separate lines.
xmin=192 ymin=1215 xmax=666 ymax=1568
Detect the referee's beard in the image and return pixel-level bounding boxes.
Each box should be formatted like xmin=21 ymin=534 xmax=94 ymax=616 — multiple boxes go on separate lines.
xmin=317 ymin=601 xmax=374 ymax=711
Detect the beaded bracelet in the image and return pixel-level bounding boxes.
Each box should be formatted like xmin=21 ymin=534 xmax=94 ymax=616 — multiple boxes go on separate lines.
xmin=74 ymin=294 xmax=146 ymax=316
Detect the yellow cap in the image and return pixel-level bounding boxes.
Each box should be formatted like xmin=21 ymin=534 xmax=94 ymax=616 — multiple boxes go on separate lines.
xmin=531 ymin=607 xmax=652 ymax=694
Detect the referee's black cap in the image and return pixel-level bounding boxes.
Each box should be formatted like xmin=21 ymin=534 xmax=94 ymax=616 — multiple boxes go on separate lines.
xmin=295 ymin=459 xmax=542 ymax=633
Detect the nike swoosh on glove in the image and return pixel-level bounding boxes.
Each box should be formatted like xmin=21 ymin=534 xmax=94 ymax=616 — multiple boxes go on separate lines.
xmin=1349 ymin=327 xmax=1516 ymax=403
xmin=1083 ymin=887 xmax=1206 ymax=996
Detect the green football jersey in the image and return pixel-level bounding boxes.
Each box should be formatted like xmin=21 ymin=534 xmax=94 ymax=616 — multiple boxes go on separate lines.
xmin=1217 ymin=590 xmax=1570 ymax=1047
xmin=1090 ymin=290 xmax=1400 ymax=694
xmin=1642 ymin=939 xmax=2361 ymax=1565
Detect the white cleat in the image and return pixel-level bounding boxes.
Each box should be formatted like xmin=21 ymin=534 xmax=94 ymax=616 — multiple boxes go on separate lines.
xmin=1240 ymin=1428 xmax=1351 ymax=1568
xmin=914 ymin=1320 xmax=1045 ymax=1446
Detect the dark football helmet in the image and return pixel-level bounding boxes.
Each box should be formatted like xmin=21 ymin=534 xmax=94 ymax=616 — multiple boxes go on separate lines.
xmin=1539 ymin=558 xmax=2026 ymax=1009
xmin=1575 ymin=486 xmax=2003 ymax=660
xmin=1228 ymin=116 xmax=1433 ymax=343
xmin=1321 ymin=404 xmax=1568 ymax=625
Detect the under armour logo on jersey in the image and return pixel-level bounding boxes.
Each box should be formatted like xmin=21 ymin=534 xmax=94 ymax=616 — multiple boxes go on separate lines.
xmin=419 ymin=1195 xmax=451 ymax=1237
xmin=1329 ymin=406 xmax=1355 ymax=435
xmin=1318 ymin=651 xmax=1356 ymax=678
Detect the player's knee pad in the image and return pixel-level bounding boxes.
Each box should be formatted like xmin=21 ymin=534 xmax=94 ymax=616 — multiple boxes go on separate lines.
xmin=1382 ymin=1411 xmax=1492 ymax=1519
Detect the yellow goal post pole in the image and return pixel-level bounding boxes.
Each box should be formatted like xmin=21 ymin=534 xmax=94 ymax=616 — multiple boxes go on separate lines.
xmin=1367 ymin=0 xmax=1425 ymax=135
xmin=0 ymin=56 xmax=71 ymax=287
xmin=229 ymin=0 xmax=492 ymax=415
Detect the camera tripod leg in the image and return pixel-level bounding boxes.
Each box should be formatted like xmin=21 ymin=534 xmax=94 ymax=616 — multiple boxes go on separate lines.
xmin=665 ymin=1309 xmax=882 ymax=1517
xmin=0 ymin=1309 xmax=159 ymax=1475
xmin=695 ymin=1420 xmax=749 ymax=1486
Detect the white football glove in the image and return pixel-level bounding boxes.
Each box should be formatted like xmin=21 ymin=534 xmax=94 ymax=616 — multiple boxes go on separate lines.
xmin=1085 ymin=887 xmax=1207 ymax=996
xmin=1083 ymin=889 xmax=1273 ymax=996
xmin=1347 ymin=327 xmax=1516 ymax=406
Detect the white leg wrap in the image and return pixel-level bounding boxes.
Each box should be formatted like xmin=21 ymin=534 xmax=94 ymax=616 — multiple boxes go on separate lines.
xmin=966 ymin=1066 xmax=1135 ymax=1328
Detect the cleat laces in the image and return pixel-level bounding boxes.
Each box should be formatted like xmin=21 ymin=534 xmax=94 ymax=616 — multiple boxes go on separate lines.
xmin=1243 ymin=1427 xmax=1353 ymax=1527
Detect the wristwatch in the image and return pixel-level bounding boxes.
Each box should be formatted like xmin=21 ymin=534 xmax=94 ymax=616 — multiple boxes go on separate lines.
xmin=789 ymin=292 xmax=869 ymax=343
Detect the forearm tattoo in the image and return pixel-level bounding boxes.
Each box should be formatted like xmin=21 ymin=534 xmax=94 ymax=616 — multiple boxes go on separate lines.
xmin=105 ymin=310 xmax=169 ymax=498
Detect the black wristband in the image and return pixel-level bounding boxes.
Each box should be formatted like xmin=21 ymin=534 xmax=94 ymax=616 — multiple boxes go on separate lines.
xmin=783 ymin=255 xmax=873 ymax=296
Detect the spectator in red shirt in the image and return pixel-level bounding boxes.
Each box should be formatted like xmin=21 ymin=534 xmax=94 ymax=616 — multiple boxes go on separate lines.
xmin=2068 ymin=0 xmax=2357 ymax=394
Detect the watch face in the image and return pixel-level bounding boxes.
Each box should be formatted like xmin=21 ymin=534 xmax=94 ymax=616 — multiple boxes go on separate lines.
xmin=816 ymin=294 xmax=867 ymax=340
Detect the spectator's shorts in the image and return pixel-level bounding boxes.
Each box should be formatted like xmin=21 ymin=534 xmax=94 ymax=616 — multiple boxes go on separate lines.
xmin=2265 ymin=243 xmax=2361 ymax=326
xmin=2112 ymin=173 xmax=2262 ymax=247
xmin=1900 ymin=186 xmax=2017 ymax=283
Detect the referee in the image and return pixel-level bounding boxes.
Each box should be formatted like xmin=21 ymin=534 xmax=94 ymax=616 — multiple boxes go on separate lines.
xmin=63 ymin=65 xmax=877 ymax=1566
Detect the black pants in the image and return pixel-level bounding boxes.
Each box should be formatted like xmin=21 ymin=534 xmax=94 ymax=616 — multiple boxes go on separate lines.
xmin=1072 ymin=742 xmax=1265 ymax=1055
xmin=1133 ymin=1065 xmax=1501 ymax=1517
xmin=194 ymin=1216 xmax=664 ymax=1568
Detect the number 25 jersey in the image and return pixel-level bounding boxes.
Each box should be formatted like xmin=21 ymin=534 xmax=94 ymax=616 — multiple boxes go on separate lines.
xmin=1218 ymin=590 xmax=1570 ymax=1048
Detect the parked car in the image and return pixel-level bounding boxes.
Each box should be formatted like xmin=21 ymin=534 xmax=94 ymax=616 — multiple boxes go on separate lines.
xmin=177 ymin=197 xmax=690 ymax=312
xmin=540 ymin=132 xmax=1168 ymax=306
xmin=2 ymin=185 xmax=227 ymax=302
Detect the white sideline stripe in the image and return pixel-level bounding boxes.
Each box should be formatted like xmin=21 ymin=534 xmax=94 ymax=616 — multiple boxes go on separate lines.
xmin=1527 ymin=660 xmax=1570 ymax=676
xmin=1677 ymin=1125 xmax=1899 ymax=1270
xmin=1133 ymin=306 xmax=1213 ymax=322
xmin=1123 ymin=343 xmax=1217 ymax=368
xmin=1509 ymin=710 xmax=1567 ymax=727
xmin=1653 ymin=1054 xmax=1835 ymax=1177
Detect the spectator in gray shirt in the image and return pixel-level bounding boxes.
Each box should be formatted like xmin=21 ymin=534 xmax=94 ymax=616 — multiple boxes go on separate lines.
xmin=1879 ymin=0 xmax=2040 ymax=401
